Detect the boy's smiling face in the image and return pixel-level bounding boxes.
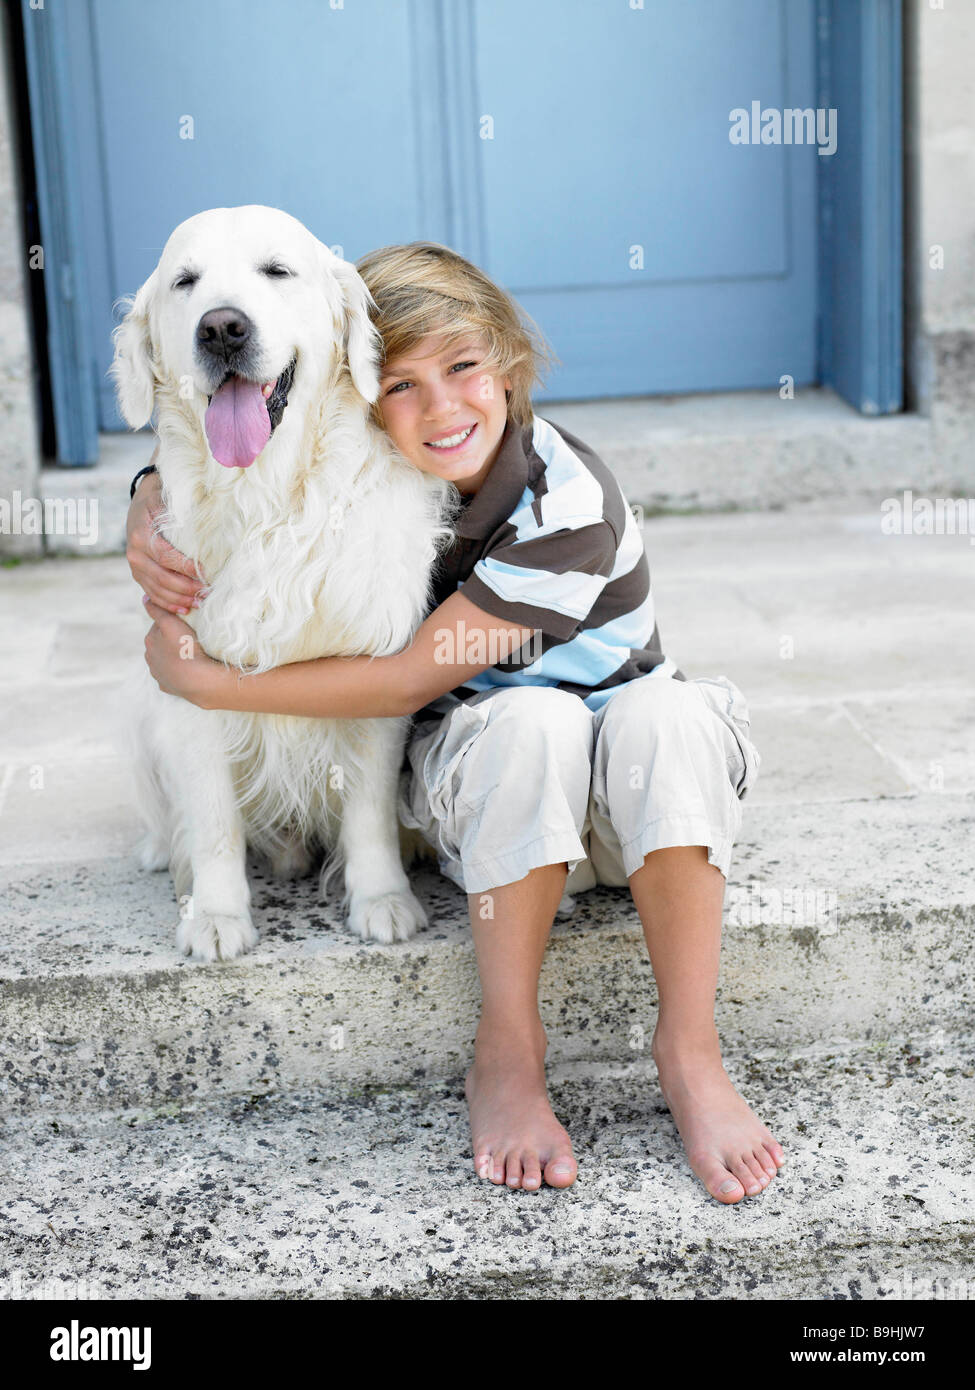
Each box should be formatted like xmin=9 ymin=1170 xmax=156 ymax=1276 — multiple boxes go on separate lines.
xmin=377 ymin=332 xmax=511 ymax=494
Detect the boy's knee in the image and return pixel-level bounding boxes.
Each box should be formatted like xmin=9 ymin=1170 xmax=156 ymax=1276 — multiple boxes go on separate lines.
xmin=456 ymin=688 xmax=594 ymax=816
xmin=599 ymin=676 xmax=704 ymax=754
xmin=478 ymin=686 xmax=593 ymax=759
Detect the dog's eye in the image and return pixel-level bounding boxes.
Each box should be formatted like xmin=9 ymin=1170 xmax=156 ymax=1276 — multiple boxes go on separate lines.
xmin=173 ymin=272 xmax=199 ymax=291
xmin=259 ymin=263 xmax=294 ymax=279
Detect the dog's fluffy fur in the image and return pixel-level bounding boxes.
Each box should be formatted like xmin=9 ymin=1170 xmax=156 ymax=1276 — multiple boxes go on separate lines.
xmin=112 ymin=205 xmax=456 ymax=960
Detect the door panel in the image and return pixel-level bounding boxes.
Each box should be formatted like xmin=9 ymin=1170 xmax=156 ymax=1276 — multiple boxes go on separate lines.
xmin=72 ymin=0 xmax=449 ymax=427
xmin=470 ymin=0 xmax=819 ymax=397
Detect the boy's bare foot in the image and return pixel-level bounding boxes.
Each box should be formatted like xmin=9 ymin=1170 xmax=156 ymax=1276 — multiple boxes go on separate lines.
xmin=651 ymin=1027 xmax=785 ymax=1204
xmin=465 ymin=1022 xmax=577 ymax=1191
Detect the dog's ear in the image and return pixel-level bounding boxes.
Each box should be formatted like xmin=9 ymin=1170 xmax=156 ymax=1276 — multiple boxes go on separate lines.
xmin=324 ymin=251 xmax=381 ymax=404
xmin=110 ymin=270 xmax=159 ymax=428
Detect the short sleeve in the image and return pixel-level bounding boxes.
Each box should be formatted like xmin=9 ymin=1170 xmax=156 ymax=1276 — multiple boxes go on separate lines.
xmin=457 ymin=519 xmax=618 ymax=640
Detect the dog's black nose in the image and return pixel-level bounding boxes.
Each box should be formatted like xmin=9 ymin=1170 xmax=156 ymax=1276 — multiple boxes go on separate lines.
xmin=196 ymin=306 xmax=253 ymax=360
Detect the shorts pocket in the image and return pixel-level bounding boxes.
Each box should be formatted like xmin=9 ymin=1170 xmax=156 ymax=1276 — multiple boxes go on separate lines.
xmin=689 ymin=674 xmax=762 ymax=800
xmin=419 ymin=698 xmax=493 ymax=843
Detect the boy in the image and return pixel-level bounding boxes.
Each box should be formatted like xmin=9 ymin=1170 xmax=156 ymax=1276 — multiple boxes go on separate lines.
xmin=130 ymin=241 xmax=784 ymax=1201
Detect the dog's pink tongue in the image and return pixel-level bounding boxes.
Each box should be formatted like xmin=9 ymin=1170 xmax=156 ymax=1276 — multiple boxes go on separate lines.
xmin=204 ymin=377 xmax=271 ymax=469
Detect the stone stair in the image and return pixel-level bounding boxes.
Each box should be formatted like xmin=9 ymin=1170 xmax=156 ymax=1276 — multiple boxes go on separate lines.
xmin=2 ymin=504 xmax=973 ymax=1299
xmin=37 ymin=385 xmax=963 ymax=556
xmin=2 ymin=1047 xmax=972 ymax=1301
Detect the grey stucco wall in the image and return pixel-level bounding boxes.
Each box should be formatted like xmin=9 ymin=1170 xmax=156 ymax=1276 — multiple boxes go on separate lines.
xmin=0 ymin=0 xmax=41 ymax=558
xmin=905 ymin=0 xmax=975 ymax=455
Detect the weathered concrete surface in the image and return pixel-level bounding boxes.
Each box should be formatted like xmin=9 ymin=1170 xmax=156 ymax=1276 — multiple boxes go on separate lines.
xmin=1 ymin=791 xmax=973 ymax=1113
xmin=5 ymin=506 xmax=975 ymax=729
xmin=38 ymin=432 xmax=154 ymax=558
xmin=0 ymin=1045 xmax=972 ymax=1300
xmin=544 ymin=390 xmax=965 ymax=513
xmin=1 ymin=503 xmax=972 ymax=1298
xmin=36 ymin=392 xmax=973 ymax=557
xmin=2 ymin=508 xmax=974 ymax=1112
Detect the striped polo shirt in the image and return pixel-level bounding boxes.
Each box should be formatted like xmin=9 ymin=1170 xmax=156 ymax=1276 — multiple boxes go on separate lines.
xmin=417 ymin=413 xmax=685 ymax=722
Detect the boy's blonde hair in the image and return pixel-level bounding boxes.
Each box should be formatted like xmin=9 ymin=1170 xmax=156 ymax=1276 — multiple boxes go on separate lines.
xmin=354 ymin=241 xmax=553 ymax=428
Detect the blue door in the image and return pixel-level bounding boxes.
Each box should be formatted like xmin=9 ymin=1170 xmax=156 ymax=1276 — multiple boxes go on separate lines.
xmin=22 ymin=0 xmax=901 ymax=462
xmin=468 ymin=0 xmax=819 ymax=398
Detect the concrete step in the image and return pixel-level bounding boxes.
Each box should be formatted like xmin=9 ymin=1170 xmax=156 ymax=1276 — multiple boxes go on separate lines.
xmin=5 ymin=508 xmax=975 ymax=720
xmin=2 ymin=790 xmax=973 ymax=1115
xmin=37 ymin=432 xmax=154 ymax=559
xmin=544 ymin=387 xmax=951 ymax=513
xmin=1 ymin=1042 xmax=972 ymax=1299
xmin=32 ymin=388 xmax=956 ymax=556
xmin=8 ymin=462 xmax=970 ymax=1300
xmin=2 ymin=510 xmax=974 ymax=1114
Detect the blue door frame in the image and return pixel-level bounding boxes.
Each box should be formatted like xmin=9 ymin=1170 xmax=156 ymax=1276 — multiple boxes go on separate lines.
xmin=20 ymin=0 xmax=100 ymax=465
xmin=817 ymin=0 xmax=903 ymax=413
xmin=22 ymin=0 xmax=903 ymax=466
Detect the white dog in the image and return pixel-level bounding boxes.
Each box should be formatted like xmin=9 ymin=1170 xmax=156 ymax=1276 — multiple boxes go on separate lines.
xmin=111 ymin=205 xmax=455 ymax=960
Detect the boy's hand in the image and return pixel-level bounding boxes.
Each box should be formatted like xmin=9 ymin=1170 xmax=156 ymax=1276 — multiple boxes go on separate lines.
xmin=126 ymin=455 xmax=207 ymax=614
xmin=143 ymin=599 xmax=226 ymax=707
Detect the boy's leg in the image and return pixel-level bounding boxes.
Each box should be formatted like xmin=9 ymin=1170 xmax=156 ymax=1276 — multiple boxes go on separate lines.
xmin=401 ymin=685 xmax=594 ymax=1191
xmin=628 ymin=846 xmax=785 ymax=1204
xmin=588 ymin=675 xmax=784 ymax=1203
xmin=465 ymin=862 xmax=578 ymax=1191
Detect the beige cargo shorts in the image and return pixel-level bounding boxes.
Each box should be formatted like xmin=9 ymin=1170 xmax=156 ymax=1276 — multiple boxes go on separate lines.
xmin=397 ymin=673 xmax=761 ymax=896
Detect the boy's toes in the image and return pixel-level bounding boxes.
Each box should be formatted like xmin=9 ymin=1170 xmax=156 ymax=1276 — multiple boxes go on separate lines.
xmin=543 ymin=1154 xmax=577 ymax=1188
xmin=505 ymin=1155 xmax=524 ymax=1189
xmin=521 ymin=1156 xmax=543 ymax=1191
xmin=755 ymin=1146 xmax=778 ymax=1179
xmin=748 ymin=1152 xmax=774 ymax=1187
xmin=731 ymin=1156 xmax=765 ymax=1196
xmin=474 ymin=1150 xmax=494 ymax=1181
xmin=701 ymin=1160 xmax=746 ymax=1203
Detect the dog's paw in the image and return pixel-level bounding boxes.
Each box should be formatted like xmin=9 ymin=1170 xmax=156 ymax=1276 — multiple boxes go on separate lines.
xmin=176 ymin=911 xmax=259 ymax=962
xmin=347 ymin=891 xmax=427 ymax=944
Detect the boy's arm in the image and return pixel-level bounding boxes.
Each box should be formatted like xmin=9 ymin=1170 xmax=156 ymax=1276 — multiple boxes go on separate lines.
xmin=148 ymin=590 xmax=537 ymax=720
xmin=126 ymin=443 xmax=206 ymax=613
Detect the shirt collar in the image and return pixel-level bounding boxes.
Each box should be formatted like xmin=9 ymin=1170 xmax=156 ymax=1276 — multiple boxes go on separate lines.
xmin=452 ymin=417 xmax=534 ymax=539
